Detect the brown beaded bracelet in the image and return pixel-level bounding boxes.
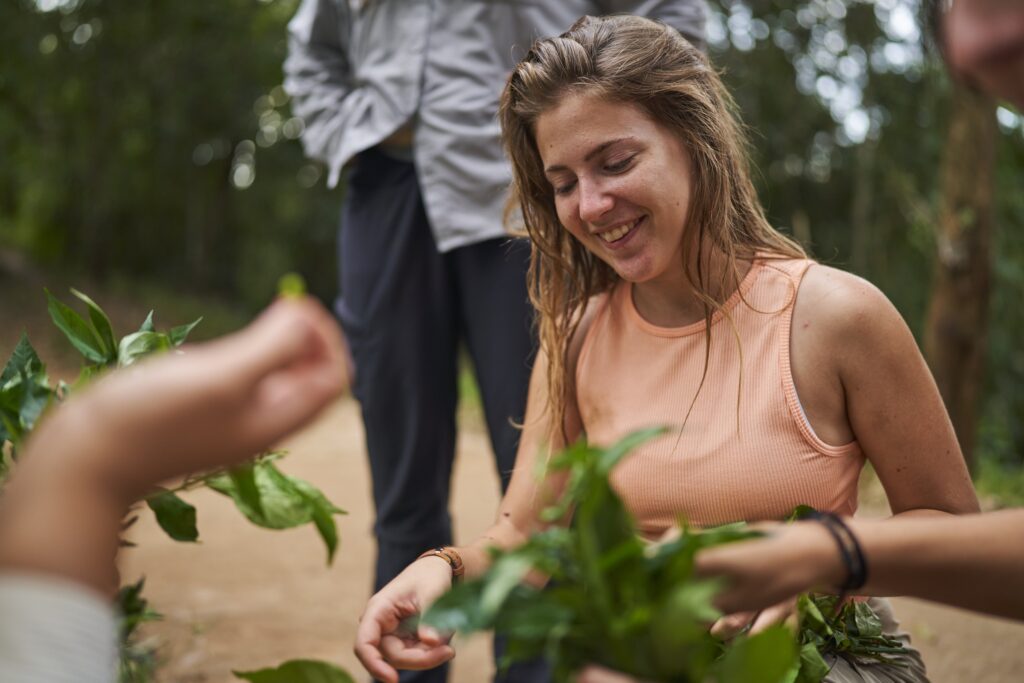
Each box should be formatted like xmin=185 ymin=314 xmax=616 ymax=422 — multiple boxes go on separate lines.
xmin=417 ymin=546 xmax=465 ymax=582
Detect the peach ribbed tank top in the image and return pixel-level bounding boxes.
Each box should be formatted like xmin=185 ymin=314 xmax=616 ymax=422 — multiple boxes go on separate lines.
xmin=575 ymin=258 xmax=864 ymax=537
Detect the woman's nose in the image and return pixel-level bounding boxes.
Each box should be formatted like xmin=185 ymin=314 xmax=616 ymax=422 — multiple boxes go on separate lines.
xmin=577 ymin=180 xmax=614 ymax=224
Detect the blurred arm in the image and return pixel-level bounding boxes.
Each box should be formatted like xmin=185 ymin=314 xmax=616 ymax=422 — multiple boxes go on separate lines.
xmin=283 ymin=0 xmax=363 ymax=172
xmin=696 ymin=511 xmax=1024 ymax=622
xmin=0 ymin=297 xmax=349 ymax=596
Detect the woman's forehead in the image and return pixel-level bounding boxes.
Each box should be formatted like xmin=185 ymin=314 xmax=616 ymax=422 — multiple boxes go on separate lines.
xmin=535 ymin=96 xmax=658 ymax=162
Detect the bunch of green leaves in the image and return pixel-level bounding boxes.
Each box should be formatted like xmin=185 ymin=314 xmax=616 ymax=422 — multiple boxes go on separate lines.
xmin=0 ymin=289 xmax=352 ymax=682
xmin=425 ymin=428 xmax=798 ymax=683
xmin=144 ymin=452 xmax=346 ymax=563
xmin=45 ymin=287 xmax=202 ymax=373
xmin=425 ymin=430 xmax=909 ymax=682
xmin=117 ymin=578 xmax=162 ymax=683
xmin=0 ymin=333 xmax=52 ymax=470
xmin=793 ymin=595 xmax=909 ymax=681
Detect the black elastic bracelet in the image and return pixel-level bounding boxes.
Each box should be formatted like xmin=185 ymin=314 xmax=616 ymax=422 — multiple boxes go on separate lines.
xmin=796 ymin=509 xmax=869 ymax=599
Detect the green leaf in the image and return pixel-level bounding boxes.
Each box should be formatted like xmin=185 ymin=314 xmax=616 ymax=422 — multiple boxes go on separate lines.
xmin=494 ymin=590 xmax=574 ymax=640
xmin=139 ymin=311 xmax=156 ymax=332
xmin=0 ymin=407 xmax=20 ymax=446
xmin=277 ymin=273 xmax=307 ymax=298
xmin=424 ymin=579 xmax=491 ymax=633
xmin=46 ymin=289 xmax=107 ymax=363
xmin=793 ymin=641 xmax=830 ymax=683
xmin=233 ymin=659 xmax=354 ymax=683
xmin=146 ymin=489 xmax=199 ymax=542
xmin=787 ymin=505 xmax=817 ymax=522
xmin=117 ymin=578 xmax=162 ymax=642
xmin=649 ymin=580 xmax=722 ymax=678
xmin=715 ymin=626 xmax=797 ymax=683
xmin=118 ymin=330 xmax=172 ymax=366
xmin=479 ymin=554 xmax=535 ymax=618
xmin=0 ymin=360 xmax=53 ymax=447
xmin=247 ymin=462 xmax=317 ymax=528
xmin=1 ymin=333 xmax=43 ymax=386
xmin=17 ymin=367 xmax=52 ymax=433
xmin=595 ymin=426 xmax=668 ymax=475
xmin=169 ymin=317 xmax=203 ymax=346
xmin=207 ymin=462 xmax=265 ymax=521
xmin=206 ymin=459 xmax=346 ymax=564
xmin=71 ymin=289 xmax=117 ymax=363
xmin=292 ymin=477 xmax=347 ymax=564
xmin=852 ymin=601 xmax=883 ymax=638
xmin=798 ymin=594 xmax=831 ymax=635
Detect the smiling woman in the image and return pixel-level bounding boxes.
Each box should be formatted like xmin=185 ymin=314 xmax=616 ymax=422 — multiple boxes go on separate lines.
xmin=354 ymin=15 xmax=979 ymax=683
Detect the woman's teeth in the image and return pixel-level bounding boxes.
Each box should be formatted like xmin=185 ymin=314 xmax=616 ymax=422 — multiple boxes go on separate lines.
xmin=599 ymin=218 xmax=639 ymax=243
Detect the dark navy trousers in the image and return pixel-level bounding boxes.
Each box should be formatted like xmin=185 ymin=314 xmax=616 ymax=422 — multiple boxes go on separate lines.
xmin=337 ymin=148 xmax=547 ymax=683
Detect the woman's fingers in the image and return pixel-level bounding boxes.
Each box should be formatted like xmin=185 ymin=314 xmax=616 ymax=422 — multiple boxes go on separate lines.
xmin=379 ymin=633 xmax=455 ymax=670
xmin=575 ymin=665 xmax=645 ymax=682
xmin=417 ymin=624 xmax=453 ymax=647
xmin=749 ymin=599 xmax=796 ymax=635
xmin=353 ymin=611 xmax=398 ymax=683
xmin=709 ymin=610 xmax=756 ymax=640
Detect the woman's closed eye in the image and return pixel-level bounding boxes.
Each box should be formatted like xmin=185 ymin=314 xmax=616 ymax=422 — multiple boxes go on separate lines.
xmin=604 ymin=154 xmax=637 ymax=174
xmin=553 ymin=178 xmax=578 ymax=196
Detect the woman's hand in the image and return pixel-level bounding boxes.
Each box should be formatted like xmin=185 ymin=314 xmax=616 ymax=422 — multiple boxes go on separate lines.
xmin=354 ymin=556 xmax=458 ymax=683
xmin=694 ymin=522 xmax=844 ymax=616
xmin=575 ymin=665 xmax=653 ymax=682
xmin=34 ymin=295 xmax=352 ymax=504
xmin=708 ymin=599 xmax=797 ymax=640
xmin=0 ymin=296 xmax=350 ymax=597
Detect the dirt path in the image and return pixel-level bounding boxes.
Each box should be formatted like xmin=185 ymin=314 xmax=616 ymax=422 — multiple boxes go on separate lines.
xmin=120 ymin=398 xmax=1024 ymax=683
xmin=121 ymin=399 xmax=499 ymax=682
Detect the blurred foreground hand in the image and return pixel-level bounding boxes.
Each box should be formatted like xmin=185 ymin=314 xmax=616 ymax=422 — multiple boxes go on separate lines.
xmin=0 ymin=295 xmax=351 ymax=594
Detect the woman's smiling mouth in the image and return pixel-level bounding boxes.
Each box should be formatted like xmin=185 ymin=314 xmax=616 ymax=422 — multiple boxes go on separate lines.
xmin=597 ymin=216 xmax=645 ymax=246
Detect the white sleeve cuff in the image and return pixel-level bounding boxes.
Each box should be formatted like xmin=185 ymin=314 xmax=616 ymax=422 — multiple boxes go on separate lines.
xmin=0 ymin=573 xmax=118 ymax=683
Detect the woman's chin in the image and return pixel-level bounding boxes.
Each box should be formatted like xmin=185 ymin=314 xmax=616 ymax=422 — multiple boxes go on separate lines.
xmin=607 ymin=256 xmax=661 ymax=284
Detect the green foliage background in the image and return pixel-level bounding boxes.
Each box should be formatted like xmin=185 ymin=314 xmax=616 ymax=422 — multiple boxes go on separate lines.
xmin=1 ymin=0 xmax=1022 ymax=477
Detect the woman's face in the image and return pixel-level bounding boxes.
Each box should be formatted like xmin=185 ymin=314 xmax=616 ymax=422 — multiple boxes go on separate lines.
xmin=534 ymin=92 xmax=694 ymax=286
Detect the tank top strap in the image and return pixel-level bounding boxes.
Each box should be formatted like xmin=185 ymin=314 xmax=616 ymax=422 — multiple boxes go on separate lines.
xmin=752 ymin=257 xmax=814 ymax=318
xmin=758 ymin=256 xmax=814 ymax=284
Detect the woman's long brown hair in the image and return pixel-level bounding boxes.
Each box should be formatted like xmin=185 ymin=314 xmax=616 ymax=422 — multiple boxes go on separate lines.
xmin=499 ymin=15 xmax=805 ymax=443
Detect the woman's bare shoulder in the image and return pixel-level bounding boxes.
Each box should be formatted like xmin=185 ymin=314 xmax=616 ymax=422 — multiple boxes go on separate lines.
xmin=795 ymin=264 xmax=915 ymax=366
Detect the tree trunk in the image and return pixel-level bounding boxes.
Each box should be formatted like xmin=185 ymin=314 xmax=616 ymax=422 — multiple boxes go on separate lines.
xmin=923 ymin=84 xmax=997 ymax=474
xmin=849 ymin=139 xmax=876 ymax=276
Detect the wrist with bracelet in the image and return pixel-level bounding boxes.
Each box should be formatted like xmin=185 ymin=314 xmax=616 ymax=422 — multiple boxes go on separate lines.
xmin=795 ymin=509 xmax=868 ymax=607
xmin=416 ymin=546 xmax=465 ymax=582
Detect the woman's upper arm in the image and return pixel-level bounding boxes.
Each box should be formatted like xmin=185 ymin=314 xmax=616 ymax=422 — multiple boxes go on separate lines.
xmin=808 ymin=268 xmax=979 ymax=515
xmin=485 ymin=294 xmax=606 ymax=542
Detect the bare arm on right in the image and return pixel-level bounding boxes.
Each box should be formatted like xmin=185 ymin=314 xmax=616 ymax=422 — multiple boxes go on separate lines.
xmin=695 ymin=510 xmax=1024 ymax=622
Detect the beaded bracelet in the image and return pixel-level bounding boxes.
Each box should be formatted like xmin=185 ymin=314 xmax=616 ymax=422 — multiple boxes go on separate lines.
xmin=417 ymin=546 xmax=465 ymax=582
xmin=796 ymin=509 xmax=868 ymax=605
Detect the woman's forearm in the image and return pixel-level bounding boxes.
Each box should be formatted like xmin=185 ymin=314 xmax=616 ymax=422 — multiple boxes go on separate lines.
xmin=851 ymin=511 xmax=1024 ymax=620
xmin=0 ymin=455 xmax=126 ymax=598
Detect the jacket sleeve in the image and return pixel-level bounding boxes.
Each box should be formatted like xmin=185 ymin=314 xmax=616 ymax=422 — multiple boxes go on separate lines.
xmin=283 ymin=0 xmax=362 ymax=171
xmin=596 ymin=0 xmax=708 ymax=48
